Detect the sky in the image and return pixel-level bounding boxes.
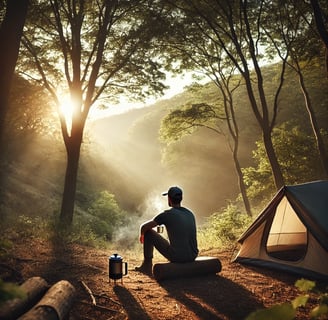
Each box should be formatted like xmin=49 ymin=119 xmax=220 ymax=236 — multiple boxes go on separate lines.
xmin=90 ymin=72 xmax=197 ymax=119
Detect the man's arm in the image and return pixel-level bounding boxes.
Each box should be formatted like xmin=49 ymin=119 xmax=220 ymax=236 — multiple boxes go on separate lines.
xmin=139 ymin=220 xmax=158 ymax=243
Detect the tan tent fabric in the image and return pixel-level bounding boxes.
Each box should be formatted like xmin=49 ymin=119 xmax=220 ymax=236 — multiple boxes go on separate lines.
xmin=267 ymin=196 xmax=307 ymax=253
xmin=234 ymin=181 xmax=328 ymax=280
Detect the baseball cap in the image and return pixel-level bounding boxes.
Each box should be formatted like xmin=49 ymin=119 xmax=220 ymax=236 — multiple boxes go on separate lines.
xmin=162 ymin=186 xmax=183 ymax=198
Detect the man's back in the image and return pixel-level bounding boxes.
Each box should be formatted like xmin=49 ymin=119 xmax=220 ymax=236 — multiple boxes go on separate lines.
xmin=155 ymin=207 xmax=198 ymax=262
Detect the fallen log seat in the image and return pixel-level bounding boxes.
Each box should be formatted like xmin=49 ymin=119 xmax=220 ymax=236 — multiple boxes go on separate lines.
xmin=153 ymin=256 xmax=222 ymax=281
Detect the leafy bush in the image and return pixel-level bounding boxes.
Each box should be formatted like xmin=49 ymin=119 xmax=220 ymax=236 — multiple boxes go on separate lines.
xmin=198 ymin=203 xmax=252 ymax=250
xmin=243 ymin=124 xmax=327 ymax=205
xmin=1 ymin=215 xmax=52 ymax=240
xmin=0 ymin=239 xmax=12 ymax=258
xmin=1 ymin=190 xmax=130 ymax=248
xmin=50 ymin=190 xmax=130 ymax=246
xmin=87 ymin=190 xmax=128 ymax=240
xmin=246 ymin=279 xmax=328 ymax=320
xmin=0 ymin=279 xmax=26 ymax=306
xmin=51 ymin=217 xmax=99 ymax=247
xmin=0 ymin=240 xmax=26 ymax=305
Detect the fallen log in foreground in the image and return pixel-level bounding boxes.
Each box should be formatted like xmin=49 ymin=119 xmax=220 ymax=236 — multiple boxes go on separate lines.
xmin=0 ymin=278 xmax=75 ymax=320
xmin=153 ymin=256 xmax=222 ymax=281
xmin=18 ymin=280 xmax=76 ymax=320
xmin=0 ymin=277 xmax=49 ymax=320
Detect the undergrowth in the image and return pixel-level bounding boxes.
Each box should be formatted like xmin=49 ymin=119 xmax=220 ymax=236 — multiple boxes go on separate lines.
xmin=0 ymin=239 xmax=26 ymax=306
xmin=246 ymin=279 xmax=328 ymax=320
xmin=198 ymin=203 xmax=252 ymax=251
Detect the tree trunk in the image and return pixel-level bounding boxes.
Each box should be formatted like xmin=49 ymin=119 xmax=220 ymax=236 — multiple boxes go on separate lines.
xmin=243 ymin=73 xmax=285 ymax=190
xmin=240 ymin=1 xmax=285 ymax=191
xmin=262 ymin=129 xmax=284 ymax=189
xmin=298 ymin=70 xmax=328 ymax=178
xmin=310 ymin=0 xmax=328 ymax=76
xmin=18 ymin=280 xmax=76 ymax=320
xmin=221 ymin=77 xmax=252 ymax=216
xmin=0 ymin=0 xmax=29 ymax=146
xmin=232 ymin=145 xmax=252 ymax=216
xmin=0 ymin=0 xmax=29 ymax=212
xmin=59 ymin=132 xmax=83 ymax=225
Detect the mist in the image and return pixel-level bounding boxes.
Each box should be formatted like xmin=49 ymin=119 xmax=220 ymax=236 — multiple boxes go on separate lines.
xmin=1 ymin=91 xmax=251 ymax=242
xmin=1 ymin=134 xmax=66 ymax=219
xmin=87 ymin=99 xmax=246 ymax=227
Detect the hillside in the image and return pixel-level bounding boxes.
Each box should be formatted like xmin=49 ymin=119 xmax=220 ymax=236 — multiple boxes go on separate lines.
xmin=88 ymin=61 xmax=328 ymax=220
xmin=89 ymin=94 xmax=243 ymax=220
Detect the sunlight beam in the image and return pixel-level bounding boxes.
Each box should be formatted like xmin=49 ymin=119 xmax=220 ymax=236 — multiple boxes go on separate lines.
xmin=59 ymin=96 xmax=73 ymax=135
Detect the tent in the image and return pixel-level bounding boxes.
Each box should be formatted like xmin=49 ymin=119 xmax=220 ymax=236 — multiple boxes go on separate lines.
xmin=233 ymin=180 xmax=328 ymax=280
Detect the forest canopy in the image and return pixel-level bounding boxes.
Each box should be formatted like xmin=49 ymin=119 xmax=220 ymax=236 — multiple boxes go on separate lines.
xmin=0 ymin=0 xmax=327 ymax=228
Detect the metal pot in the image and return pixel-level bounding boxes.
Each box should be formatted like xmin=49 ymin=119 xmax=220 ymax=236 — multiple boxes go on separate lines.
xmin=109 ymin=253 xmax=128 ymax=283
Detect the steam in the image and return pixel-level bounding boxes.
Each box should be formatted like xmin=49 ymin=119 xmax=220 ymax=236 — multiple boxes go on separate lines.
xmin=112 ymin=191 xmax=168 ymax=248
xmin=146 ymin=192 xmax=167 ymax=214
xmin=87 ymin=107 xmax=239 ymax=217
xmin=85 ymin=102 xmax=244 ymax=248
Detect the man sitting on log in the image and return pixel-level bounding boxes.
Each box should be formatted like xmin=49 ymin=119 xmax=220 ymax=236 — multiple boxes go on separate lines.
xmin=135 ymin=186 xmax=199 ymax=275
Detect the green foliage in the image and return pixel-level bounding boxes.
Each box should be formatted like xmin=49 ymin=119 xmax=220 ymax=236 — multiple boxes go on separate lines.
xmin=159 ymin=102 xmax=223 ymax=143
xmin=0 ymin=190 xmax=129 ymax=248
xmin=243 ymin=124 xmax=327 ymax=204
xmin=246 ymin=303 xmax=296 ymax=320
xmin=20 ymin=1 xmax=168 ymax=106
xmin=198 ymin=204 xmax=252 ymax=249
xmin=295 ymin=279 xmax=316 ymax=292
xmin=2 ymin=215 xmax=53 ymax=239
xmin=2 ymin=214 xmax=94 ymax=246
xmin=49 ymin=190 xmax=129 ymax=246
xmin=0 ymin=279 xmax=26 ymax=306
xmin=0 ymin=239 xmax=12 ymax=259
xmin=87 ymin=191 xmax=128 ymax=240
xmin=246 ymin=279 xmax=328 ymax=320
xmin=51 ymin=217 xmax=99 ymax=247
xmin=6 ymin=76 xmax=57 ymax=140
xmin=0 ymin=239 xmax=26 ymax=305
xmin=311 ymin=304 xmax=328 ymax=319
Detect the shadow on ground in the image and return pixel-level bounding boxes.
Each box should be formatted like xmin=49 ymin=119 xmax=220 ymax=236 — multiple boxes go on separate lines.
xmin=158 ymin=274 xmax=264 ymax=320
xmin=114 ymin=285 xmax=152 ymax=320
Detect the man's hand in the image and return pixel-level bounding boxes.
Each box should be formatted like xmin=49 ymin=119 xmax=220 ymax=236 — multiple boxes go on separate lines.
xmin=139 ymin=220 xmax=157 ymax=244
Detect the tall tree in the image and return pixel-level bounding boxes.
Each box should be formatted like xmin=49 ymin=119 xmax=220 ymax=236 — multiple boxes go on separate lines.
xmin=0 ymin=0 xmax=29 ymax=213
xmin=20 ymin=0 xmax=167 ymax=225
xmin=0 ymin=0 xmax=29 ymax=150
xmin=268 ymin=0 xmax=328 ymax=178
xmin=158 ymin=0 xmax=286 ymax=190
xmin=160 ymin=70 xmax=253 ymax=216
xmin=243 ymin=124 xmax=326 ymax=202
xmin=310 ymin=0 xmax=328 ymax=76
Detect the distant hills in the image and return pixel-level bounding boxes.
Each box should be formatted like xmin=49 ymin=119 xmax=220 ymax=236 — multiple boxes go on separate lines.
xmin=90 ymin=94 xmax=241 ymax=221
xmin=89 ymin=61 xmax=328 ymax=220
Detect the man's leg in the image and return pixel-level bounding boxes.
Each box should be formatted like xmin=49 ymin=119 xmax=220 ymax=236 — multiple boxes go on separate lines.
xmin=136 ymin=230 xmax=171 ymax=274
xmin=144 ymin=229 xmax=171 ymax=260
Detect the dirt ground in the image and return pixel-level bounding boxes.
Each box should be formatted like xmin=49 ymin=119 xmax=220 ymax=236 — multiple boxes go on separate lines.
xmin=1 ymin=235 xmax=327 ymax=320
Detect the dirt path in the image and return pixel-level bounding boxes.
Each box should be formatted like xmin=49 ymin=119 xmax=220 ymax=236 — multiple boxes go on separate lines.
xmin=1 ymin=236 xmax=325 ymax=319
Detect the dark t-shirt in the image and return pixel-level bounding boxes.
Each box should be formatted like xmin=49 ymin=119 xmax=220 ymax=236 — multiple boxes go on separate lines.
xmin=154 ymin=207 xmax=199 ymax=262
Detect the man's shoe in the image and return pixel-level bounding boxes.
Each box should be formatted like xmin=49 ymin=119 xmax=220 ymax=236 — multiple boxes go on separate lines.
xmin=135 ymin=262 xmax=153 ymax=275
